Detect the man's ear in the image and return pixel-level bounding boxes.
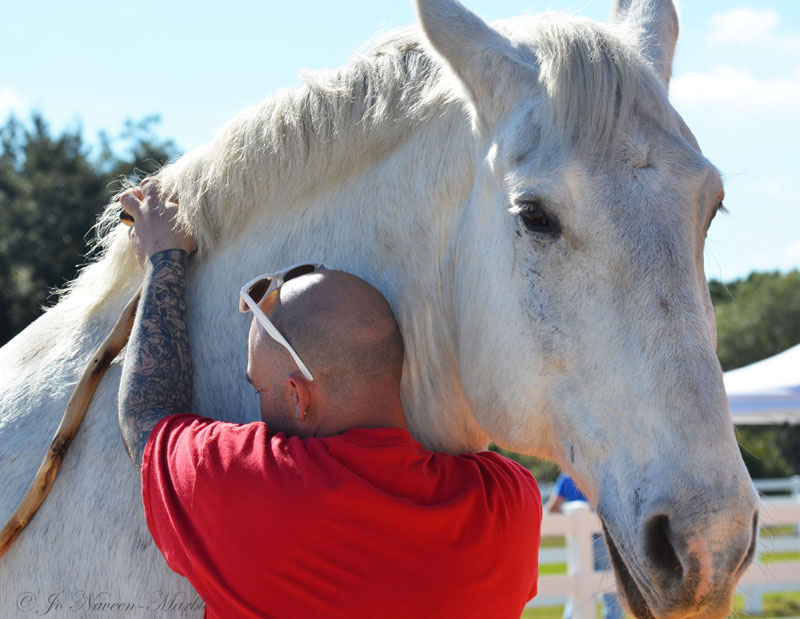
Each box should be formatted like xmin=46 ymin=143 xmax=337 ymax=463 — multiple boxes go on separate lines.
xmin=286 ymin=374 xmax=315 ymax=430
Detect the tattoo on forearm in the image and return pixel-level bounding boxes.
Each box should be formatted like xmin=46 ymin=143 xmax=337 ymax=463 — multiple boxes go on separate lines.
xmin=118 ymin=249 xmax=192 ymax=471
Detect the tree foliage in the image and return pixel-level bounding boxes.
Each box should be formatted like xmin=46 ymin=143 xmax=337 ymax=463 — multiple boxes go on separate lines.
xmin=710 ymin=270 xmax=800 ymax=479
xmin=711 ymin=270 xmax=800 ymax=371
xmin=0 ymin=113 xmax=176 ymax=346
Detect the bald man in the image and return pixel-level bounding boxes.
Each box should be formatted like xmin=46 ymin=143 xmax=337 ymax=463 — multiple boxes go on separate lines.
xmin=118 ymin=182 xmax=541 ymax=619
xmin=246 ymin=268 xmax=408 ymax=439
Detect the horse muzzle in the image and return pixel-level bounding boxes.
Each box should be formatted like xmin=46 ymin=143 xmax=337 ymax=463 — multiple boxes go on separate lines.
xmin=600 ymin=490 xmax=759 ymax=619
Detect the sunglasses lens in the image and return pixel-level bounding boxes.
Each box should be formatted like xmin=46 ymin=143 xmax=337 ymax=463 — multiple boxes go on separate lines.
xmin=285 ymin=264 xmax=316 ymax=281
xmin=248 ymin=277 xmax=274 ymax=305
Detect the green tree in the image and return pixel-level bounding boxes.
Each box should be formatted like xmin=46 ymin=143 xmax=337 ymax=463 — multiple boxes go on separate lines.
xmin=0 ymin=113 xmax=177 ymax=346
xmin=489 ymin=444 xmax=561 ymax=484
xmin=710 ymin=270 xmax=800 ymax=478
xmin=712 ymin=270 xmax=800 ymax=371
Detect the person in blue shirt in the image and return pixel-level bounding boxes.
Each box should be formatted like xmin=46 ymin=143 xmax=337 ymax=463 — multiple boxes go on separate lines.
xmin=546 ymin=473 xmax=623 ymax=619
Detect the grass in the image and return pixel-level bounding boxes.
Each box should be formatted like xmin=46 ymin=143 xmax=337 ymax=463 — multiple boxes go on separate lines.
xmin=521 ymin=592 xmax=800 ymax=618
xmin=762 ymin=551 xmax=800 ymax=563
xmin=760 ymin=525 xmax=797 ymax=538
xmin=521 ymin=605 xmax=568 ymax=619
xmin=540 ymin=536 xmax=566 ymax=549
xmin=729 ymin=591 xmax=800 ymax=617
xmin=539 ymin=562 xmax=567 ymax=576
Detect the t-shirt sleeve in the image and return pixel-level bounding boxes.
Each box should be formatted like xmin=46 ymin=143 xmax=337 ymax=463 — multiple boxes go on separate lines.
xmin=141 ymin=413 xmax=211 ymax=577
xmin=469 ymin=451 xmax=543 ymax=600
xmin=141 ymin=412 xmax=273 ymax=580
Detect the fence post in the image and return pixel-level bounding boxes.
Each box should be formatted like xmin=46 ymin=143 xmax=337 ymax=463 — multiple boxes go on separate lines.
xmin=791 ymin=476 xmax=800 ymax=501
xmin=564 ymin=502 xmax=596 ymax=619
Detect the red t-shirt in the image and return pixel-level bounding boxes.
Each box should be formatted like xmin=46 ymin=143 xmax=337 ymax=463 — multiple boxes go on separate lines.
xmin=142 ymin=413 xmax=541 ymax=619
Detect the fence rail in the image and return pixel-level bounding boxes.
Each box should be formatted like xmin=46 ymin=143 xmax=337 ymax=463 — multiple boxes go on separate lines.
xmin=528 ymin=498 xmax=800 ymax=618
xmin=538 ymin=476 xmax=800 ymax=504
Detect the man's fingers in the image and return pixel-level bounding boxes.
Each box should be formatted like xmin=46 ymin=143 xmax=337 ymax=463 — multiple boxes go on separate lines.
xmin=120 ymin=196 xmax=137 ymax=225
xmin=121 ymin=186 xmax=143 ymax=201
xmin=140 ymin=177 xmax=161 ymax=199
xmin=127 ymin=226 xmax=146 ymax=269
xmin=120 ymin=191 xmax=141 ymax=209
xmin=120 ymin=190 xmax=141 ymax=226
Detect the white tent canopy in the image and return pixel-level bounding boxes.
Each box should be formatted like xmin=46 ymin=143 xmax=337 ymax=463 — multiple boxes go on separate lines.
xmin=724 ymin=344 xmax=800 ymax=425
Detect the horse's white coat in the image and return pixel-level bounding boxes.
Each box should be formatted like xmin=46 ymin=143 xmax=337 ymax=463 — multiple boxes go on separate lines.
xmin=0 ymin=0 xmax=758 ymax=616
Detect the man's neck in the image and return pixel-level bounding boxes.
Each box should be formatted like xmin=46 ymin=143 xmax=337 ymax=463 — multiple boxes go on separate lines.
xmin=331 ymin=396 xmax=408 ymax=434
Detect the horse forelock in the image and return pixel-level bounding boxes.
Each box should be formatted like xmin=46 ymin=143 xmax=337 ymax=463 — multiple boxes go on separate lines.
xmin=497 ymin=12 xmax=673 ymax=159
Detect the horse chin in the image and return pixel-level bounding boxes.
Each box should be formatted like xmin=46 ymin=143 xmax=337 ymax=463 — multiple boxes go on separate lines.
xmin=601 ymin=521 xmax=656 ymax=619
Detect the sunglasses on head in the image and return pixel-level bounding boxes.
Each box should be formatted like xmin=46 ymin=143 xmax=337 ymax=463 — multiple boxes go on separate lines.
xmin=239 ymin=262 xmax=327 ymax=381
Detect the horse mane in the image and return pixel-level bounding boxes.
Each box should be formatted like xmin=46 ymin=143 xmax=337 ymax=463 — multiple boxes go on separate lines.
xmin=64 ymin=27 xmax=455 ymax=312
xmin=61 ymin=13 xmax=669 ymax=314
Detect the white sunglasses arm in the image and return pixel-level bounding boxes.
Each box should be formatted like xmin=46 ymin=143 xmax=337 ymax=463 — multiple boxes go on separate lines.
xmin=243 ymin=296 xmax=314 ymax=382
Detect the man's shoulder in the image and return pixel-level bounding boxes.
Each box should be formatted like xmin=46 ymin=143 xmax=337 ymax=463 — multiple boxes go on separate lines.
xmin=460 ymin=448 xmax=536 ymax=475
xmin=154 ymin=413 xmax=267 ymax=436
xmin=446 ymin=449 xmax=541 ymax=502
xmin=146 ymin=413 xmax=277 ymax=472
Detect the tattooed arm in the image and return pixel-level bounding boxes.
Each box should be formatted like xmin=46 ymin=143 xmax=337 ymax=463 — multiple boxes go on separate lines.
xmin=118 ymin=249 xmax=192 ymax=471
xmin=117 ymin=179 xmax=196 ymax=473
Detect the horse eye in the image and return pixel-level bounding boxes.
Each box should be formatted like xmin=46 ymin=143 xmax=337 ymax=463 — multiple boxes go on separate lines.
xmin=517 ymin=198 xmax=557 ymax=234
xmin=523 ymin=211 xmax=549 ymax=228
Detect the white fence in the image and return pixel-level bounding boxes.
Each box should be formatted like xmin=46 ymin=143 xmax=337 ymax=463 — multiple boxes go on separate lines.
xmin=537 ymin=476 xmax=800 ymax=505
xmin=527 ymin=498 xmax=800 ymax=618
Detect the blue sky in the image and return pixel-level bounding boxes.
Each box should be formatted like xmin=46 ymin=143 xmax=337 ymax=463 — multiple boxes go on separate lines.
xmin=2 ymin=0 xmax=798 ymax=282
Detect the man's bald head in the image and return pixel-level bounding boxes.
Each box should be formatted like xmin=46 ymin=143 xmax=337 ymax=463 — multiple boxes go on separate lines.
xmin=258 ymin=270 xmax=404 ymax=399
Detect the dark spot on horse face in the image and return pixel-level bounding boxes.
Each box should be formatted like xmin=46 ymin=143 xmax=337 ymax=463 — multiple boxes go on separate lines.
xmin=569 ymin=443 xmax=575 ymax=464
xmin=634 ymin=487 xmax=645 ymax=520
xmin=512 ymin=151 xmax=529 ymax=166
xmin=659 ymin=297 xmax=671 ymax=315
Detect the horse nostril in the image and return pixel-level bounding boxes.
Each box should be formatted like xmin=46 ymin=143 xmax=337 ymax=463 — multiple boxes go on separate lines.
xmin=644 ymin=514 xmax=683 ymax=581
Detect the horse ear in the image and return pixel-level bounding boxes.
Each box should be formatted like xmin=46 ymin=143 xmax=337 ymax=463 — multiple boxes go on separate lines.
xmin=611 ymin=0 xmax=679 ymax=85
xmin=415 ymin=0 xmax=531 ymax=129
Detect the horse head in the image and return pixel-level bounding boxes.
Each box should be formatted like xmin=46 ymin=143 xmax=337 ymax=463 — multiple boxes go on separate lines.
xmin=417 ymin=0 xmax=758 ymax=615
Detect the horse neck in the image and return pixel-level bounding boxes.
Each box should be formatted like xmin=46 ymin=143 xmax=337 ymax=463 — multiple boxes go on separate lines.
xmin=221 ymin=99 xmax=490 ymax=453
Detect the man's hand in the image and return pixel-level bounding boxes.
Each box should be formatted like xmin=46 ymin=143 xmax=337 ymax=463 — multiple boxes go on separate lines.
xmin=121 ymin=179 xmax=196 ymax=267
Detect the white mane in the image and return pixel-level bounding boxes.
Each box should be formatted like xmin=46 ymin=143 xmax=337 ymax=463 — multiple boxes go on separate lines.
xmin=65 ymin=14 xmax=666 ymax=315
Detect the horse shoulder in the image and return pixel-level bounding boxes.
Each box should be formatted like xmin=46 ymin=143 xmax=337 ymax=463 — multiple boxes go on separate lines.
xmin=0 ymin=296 xmax=197 ymax=614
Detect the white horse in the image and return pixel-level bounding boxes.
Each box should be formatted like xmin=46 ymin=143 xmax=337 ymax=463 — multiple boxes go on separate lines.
xmin=0 ymin=0 xmax=757 ymax=617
